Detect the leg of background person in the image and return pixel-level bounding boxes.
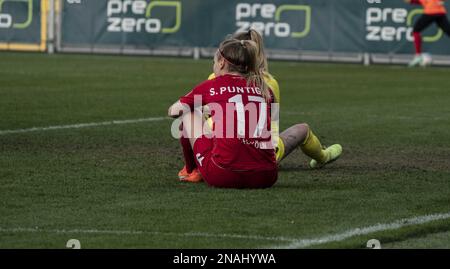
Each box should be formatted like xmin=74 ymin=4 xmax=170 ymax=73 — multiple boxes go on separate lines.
xmin=279 ymin=123 xmax=327 ymax=163
xmin=436 ymin=15 xmax=450 ymax=37
xmin=410 ymin=15 xmax=435 ymax=66
xmin=412 ymin=15 xmax=434 ymax=54
xmin=413 ymin=32 xmax=422 ymax=55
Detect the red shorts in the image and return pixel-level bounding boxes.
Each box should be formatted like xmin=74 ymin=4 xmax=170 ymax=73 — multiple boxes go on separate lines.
xmin=193 ymin=136 xmax=278 ymax=189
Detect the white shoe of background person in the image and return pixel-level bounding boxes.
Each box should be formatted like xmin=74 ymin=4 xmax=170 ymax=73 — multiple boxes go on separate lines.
xmin=408 ymin=54 xmax=423 ymax=67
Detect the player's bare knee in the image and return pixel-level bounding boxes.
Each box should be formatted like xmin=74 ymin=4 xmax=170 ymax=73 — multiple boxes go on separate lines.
xmin=293 ymin=123 xmax=309 ymax=140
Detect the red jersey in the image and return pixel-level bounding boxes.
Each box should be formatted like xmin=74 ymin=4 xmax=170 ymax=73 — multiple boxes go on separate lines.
xmin=180 ymin=74 xmax=276 ymax=171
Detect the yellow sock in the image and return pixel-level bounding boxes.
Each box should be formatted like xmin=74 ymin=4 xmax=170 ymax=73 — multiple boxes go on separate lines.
xmin=275 ymin=137 xmax=285 ymax=162
xmin=300 ymin=129 xmax=328 ymax=163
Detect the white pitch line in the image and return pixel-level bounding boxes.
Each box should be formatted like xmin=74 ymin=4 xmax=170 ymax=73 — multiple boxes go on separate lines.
xmin=0 ymin=117 xmax=169 ymax=136
xmin=2 ymin=212 xmax=450 ymax=246
xmin=272 ymin=211 xmax=450 ymax=249
xmin=0 ymin=227 xmax=293 ymax=242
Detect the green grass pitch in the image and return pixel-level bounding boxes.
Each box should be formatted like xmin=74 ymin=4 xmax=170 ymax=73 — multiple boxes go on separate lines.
xmin=0 ymin=52 xmax=449 ymax=249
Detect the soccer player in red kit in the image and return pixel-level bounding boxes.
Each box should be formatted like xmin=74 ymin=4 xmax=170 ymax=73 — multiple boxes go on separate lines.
xmin=168 ymin=39 xmax=277 ymax=188
xmin=405 ymin=0 xmax=450 ymax=66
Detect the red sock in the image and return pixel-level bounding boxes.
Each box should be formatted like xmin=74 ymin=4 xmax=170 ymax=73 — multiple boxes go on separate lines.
xmin=180 ymin=137 xmax=196 ymax=173
xmin=413 ymin=32 xmax=422 ymax=54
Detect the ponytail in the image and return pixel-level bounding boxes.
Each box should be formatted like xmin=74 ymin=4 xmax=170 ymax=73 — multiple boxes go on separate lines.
xmin=240 ymin=40 xmax=270 ymax=102
xmin=233 ymin=29 xmax=269 ymax=73
xmin=218 ymin=39 xmax=271 ymax=102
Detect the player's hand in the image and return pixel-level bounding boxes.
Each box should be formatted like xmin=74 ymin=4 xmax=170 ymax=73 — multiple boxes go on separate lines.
xmin=168 ymin=101 xmax=185 ymax=118
xmin=202 ymin=105 xmax=211 ymax=118
xmin=404 ymin=0 xmax=412 ymax=3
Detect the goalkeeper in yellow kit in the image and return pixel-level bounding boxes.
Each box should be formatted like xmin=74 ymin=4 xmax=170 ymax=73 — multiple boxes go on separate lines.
xmin=207 ymin=29 xmax=342 ymax=168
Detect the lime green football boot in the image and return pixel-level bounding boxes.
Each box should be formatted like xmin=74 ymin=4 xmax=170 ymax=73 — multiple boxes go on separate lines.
xmin=309 ymin=144 xmax=343 ymax=169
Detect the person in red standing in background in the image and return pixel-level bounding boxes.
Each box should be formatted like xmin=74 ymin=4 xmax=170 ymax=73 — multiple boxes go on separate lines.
xmin=405 ymin=0 xmax=450 ymax=66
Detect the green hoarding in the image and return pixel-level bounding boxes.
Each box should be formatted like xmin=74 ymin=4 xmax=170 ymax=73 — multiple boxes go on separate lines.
xmin=56 ymin=0 xmax=450 ymax=57
xmin=0 ymin=0 xmax=46 ymax=51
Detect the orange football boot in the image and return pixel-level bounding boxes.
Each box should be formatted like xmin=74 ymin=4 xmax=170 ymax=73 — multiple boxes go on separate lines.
xmin=180 ymin=168 xmax=203 ymax=183
xmin=178 ymin=166 xmax=190 ymax=179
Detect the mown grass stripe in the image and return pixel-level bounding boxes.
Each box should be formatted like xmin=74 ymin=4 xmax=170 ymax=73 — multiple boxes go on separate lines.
xmin=0 ymin=227 xmax=294 ymax=242
xmin=2 ymin=212 xmax=450 ymax=247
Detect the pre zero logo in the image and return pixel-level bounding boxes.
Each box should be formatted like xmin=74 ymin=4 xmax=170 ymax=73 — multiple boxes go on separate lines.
xmin=366 ymin=7 xmax=443 ymax=42
xmin=0 ymin=0 xmax=33 ymax=29
xmin=106 ymin=0 xmax=181 ymax=34
xmin=235 ymin=3 xmax=311 ymax=38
